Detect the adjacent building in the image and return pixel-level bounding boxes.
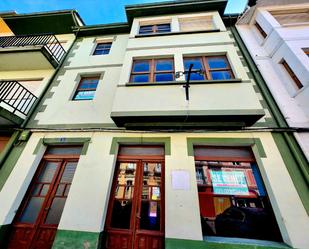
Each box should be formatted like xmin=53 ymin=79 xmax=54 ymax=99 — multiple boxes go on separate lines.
xmin=236 ymin=0 xmax=309 ymax=160
xmin=0 ymin=1 xmax=308 ymax=249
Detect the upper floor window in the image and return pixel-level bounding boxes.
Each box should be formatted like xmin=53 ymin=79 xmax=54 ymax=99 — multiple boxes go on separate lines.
xmin=271 ymin=9 xmax=309 ymax=25
xmin=281 ymin=60 xmax=303 ymax=90
xmin=254 ymin=22 xmax=267 ymax=39
xmin=93 ymin=42 xmax=112 ymax=55
xmin=179 ymin=16 xmax=214 ymax=32
xmin=73 ymin=76 xmax=100 ymax=100
xmin=139 ymin=23 xmax=171 ymax=35
xmin=130 ymin=58 xmax=174 ymax=83
xmin=183 ymin=56 xmax=234 ymax=81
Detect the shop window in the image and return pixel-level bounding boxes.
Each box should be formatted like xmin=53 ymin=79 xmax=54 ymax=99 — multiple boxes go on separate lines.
xmin=139 ymin=23 xmax=171 ymax=35
xmin=179 ymin=16 xmax=214 ymax=32
xmin=281 ymin=60 xmax=303 ymax=90
xmin=93 ymin=42 xmax=112 ymax=55
xmin=183 ymin=56 xmax=234 ymax=81
xmin=194 ymin=146 xmax=282 ymax=241
xmin=270 ymin=9 xmax=309 ymax=25
xmin=73 ymin=76 xmax=100 ymax=100
xmin=130 ymin=58 xmax=174 ymax=83
xmin=254 ymin=22 xmax=267 ymax=39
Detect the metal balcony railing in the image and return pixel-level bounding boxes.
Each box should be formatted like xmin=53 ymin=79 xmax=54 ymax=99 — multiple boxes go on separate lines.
xmin=0 ymin=81 xmax=37 ymax=116
xmin=0 ymin=34 xmax=66 ymax=64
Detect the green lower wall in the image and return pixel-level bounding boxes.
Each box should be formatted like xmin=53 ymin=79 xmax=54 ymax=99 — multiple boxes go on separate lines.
xmin=0 ymin=141 xmax=27 ymax=191
xmin=0 ymin=224 xmax=11 ymax=248
xmin=165 ymin=238 xmax=289 ymax=249
xmin=52 ymin=230 xmax=101 ymax=249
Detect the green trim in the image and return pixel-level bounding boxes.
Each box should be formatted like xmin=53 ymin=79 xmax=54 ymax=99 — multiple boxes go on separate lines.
xmin=125 ymin=79 xmax=243 ymax=86
xmin=272 ymin=133 xmax=309 ymax=214
xmin=110 ymin=137 xmax=171 ymax=155
xmin=52 ymin=229 xmax=101 ymax=249
xmin=0 ymin=224 xmax=11 ymax=248
xmin=0 ymin=106 xmax=24 ymax=126
xmin=230 ymin=27 xmax=287 ymax=128
xmin=165 ymin=238 xmax=289 ymax=249
xmin=0 ymin=140 xmax=27 ymax=191
xmin=0 ymin=131 xmax=19 ymax=169
xmin=186 ymin=137 xmax=266 ymax=158
xmin=33 ymin=137 xmax=91 ymax=155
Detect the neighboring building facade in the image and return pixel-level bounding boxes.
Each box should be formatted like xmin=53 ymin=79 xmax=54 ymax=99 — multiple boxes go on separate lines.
xmin=236 ymin=0 xmax=309 ymax=160
xmin=0 ymin=1 xmax=308 ymax=249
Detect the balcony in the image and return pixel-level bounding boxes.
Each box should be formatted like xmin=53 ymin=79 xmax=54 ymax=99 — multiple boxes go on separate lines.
xmin=111 ymin=82 xmax=265 ymax=129
xmin=0 ymin=80 xmax=37 ymax=126
xmin=0 ymin=34 xmax=66 ymax=71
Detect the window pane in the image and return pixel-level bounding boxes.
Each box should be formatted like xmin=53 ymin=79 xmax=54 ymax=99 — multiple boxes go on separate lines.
xmin=44 ymin=197 xmax=66 ymax=224
xmin=157 ymin=24 xmax=171 ymax=32
xmin=40 ymin=184 xmax=50 ymax=196
xmin=93 ymin=49 xmax=110 ymax=55
xmin=46 ymin=146 xmax=82 ymax=155
xmin=208 ymin=57 xmax=228 ymax=69
xmin=60 ymin=162 xmax=77 ymax=183
xmin=110 ymin=200 xmax=132 ymax=229
xmin=38 ymin=162 xmax=58 ymax=183
xmin=19 ymin=197 xmax=44 ymax=223
xmin=140 ymin=201 xmax=161 ymax=231
xmin=139 ymin=25 xmax=153 ymax=34
xmin=211 ymin=71 xmax=232 ymax=80
xmin=96 ymin=43 xmax=111 ymax=49
xmin=155 ymin=73 xmax=173 ymax=82
xmin=79 ymin=79 xmax=99 ymax=89
xmin=56 ymin=184 xmax=65 ymax=196
xmin=186 ymin=73 xmax=205 ymax=81
xmin=131 ymin=74 xmax=149 ymax=83
xmin=184 ymin=58 xmax=203 ymax=70
xmin=156 ymin=60 xmax=173 ymax=71
xmin=74 ymin=90 xmax=95 ymax=100
xmin=133 ymin=61 xmax=150 ymax=72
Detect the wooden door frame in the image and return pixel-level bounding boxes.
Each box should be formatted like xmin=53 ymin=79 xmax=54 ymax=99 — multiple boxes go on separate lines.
xmin=105 ymin=153 xmax=165 ymax=249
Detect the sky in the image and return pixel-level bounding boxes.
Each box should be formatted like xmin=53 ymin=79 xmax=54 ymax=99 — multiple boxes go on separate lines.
xmin=0 ymin=0 xmax=247 ymax=25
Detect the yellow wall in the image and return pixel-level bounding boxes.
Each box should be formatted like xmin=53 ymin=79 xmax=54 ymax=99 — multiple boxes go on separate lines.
xmin=0 ymin=18 xmax=14 ymax=36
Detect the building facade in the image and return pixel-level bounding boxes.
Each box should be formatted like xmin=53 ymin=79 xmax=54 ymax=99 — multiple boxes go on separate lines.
xmin=236 ymin=0 xmax=309 ymax=160
xmin=0 ymin=1 xmax=308 ymax=249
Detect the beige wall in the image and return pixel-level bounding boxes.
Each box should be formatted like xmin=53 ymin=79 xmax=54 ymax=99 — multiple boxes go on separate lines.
xmin=0 ymin=131 xmax=308 ymax=248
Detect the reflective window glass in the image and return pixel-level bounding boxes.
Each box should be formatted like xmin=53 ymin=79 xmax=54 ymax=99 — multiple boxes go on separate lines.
xmin=133 ymin=61 xmax=150 ymax=72
xmin=19 ymin=197 xmax=44 ymax=223
xmin=44 ymin=197 xmax=66 ymax=224
xmin=155 ymin=73 xmax=173 ymax=82
xmin=211 ymin=71 xmax=232 ymax=80
xmin=208 ymin=57 xmax=228 ymax=69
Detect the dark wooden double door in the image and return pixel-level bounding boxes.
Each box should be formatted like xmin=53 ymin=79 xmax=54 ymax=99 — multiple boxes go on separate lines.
xmin=105 ymin=154 xmax=165 ymax=249
xmin=7 ymin=147 xmax=80 ymax=249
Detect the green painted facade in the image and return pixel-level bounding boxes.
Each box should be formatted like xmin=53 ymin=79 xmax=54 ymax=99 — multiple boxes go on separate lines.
xmin=165 ymin=238 xmax=289 ymax=249
xmin=52 ymin=230 xmax=101 ymax=249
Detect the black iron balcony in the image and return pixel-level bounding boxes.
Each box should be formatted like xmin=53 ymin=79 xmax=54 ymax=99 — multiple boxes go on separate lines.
xmin=0 ymin=80 xmax=37 ymax=117
xmin=0 ymin=34 xmax=66 ymax=69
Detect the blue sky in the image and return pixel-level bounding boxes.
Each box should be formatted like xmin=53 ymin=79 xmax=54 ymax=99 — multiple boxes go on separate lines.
xmin=0 ymin=0 xmax=247 ymax=25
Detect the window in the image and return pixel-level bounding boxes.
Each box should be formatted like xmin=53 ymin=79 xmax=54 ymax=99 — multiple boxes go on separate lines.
xmin=139 ymin=23 xmax=171 ymax=35
xmin=130 ymin=58 xmax=174 ymax=83
xmin=194 ymin=146 xmax=282 ymax=242
xmin=93 ymin=42 xmax=112 ymax=55
xmin=303 ymin=48 xmax=309 ymax=57
xmin=254 ymin=22 xmax=267 ymax=38
xmin=73 ymin=76 xmax=100 ymax=100
xmin=183 ymin=56 xmax=234 ymax=81
xmin=282 ymin=60 xmax=303 ymax=89
xmin=271 ymin=9 xmax=309 ymax=25
xmin=179 ymin=16 xmax=214 ymax=32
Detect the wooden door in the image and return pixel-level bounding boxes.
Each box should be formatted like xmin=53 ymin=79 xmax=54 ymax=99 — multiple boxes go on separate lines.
xmin=105 ymin=148 xmax=164 ymax=249
xmin=7 ymin=147 xmax=80 ymax=249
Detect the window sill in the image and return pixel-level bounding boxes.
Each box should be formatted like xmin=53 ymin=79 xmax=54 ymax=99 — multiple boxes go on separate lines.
xmin=135 ymin=29 xmax=220 ymax=38
xmin=125 ymin=79 xmax=242 ymax=86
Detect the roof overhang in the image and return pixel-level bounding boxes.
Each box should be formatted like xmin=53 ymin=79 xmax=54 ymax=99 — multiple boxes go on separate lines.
xmin=3 ymin=10 xmax=85 ymax=35
xmin=73 ymin=23 xmax=130 ymax=37
xmin=125 ymin=0 xmax=228 ymax=25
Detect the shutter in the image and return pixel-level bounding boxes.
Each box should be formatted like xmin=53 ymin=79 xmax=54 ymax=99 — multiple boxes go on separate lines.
xmin=179 ymin=16 xmax=214 ymax=32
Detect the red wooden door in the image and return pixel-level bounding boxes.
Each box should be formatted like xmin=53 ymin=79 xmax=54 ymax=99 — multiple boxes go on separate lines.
xmin=7 ymin=147 xmax=80 ymax=249
xmin=105 ymin=153 xmax=164 ymax=249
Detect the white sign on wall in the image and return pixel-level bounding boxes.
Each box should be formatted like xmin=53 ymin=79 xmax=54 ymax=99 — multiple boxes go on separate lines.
xmin=171 ymin=170 xmax=190 ymax=190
